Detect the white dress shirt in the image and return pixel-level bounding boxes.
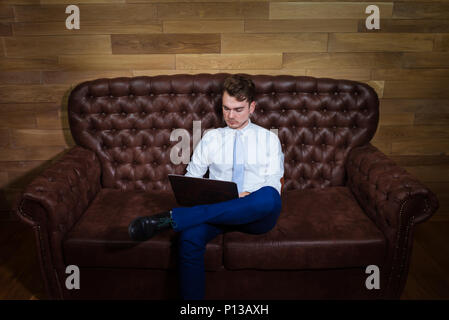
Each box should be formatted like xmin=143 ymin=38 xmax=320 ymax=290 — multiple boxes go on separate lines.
xmin=185 ymin=118 xmax=285 ymax=195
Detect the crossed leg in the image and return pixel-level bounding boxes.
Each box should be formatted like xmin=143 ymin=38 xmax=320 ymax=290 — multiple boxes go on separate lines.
xmin=174 ymin=186 xmax=282 ymax=299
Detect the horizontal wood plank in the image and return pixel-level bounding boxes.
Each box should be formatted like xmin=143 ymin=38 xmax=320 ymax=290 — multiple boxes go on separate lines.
xmin=270 ymin=2 xmax=393 ymax=19
xmin=358 ymin=19 xmax=449 ymax=33
xmin=393 ymin=2 xmax=449 ymax=19
xmin=163 ymin=20 xmax=244 ymax=33
xmin=380 ymin=99 xmax=449 ymax=113
xmin=5 ymin=35 xmax=111 ymax=57
xmin=392 ymin=140 xmax=449 ymax=156
xmin=14 ymin=4 xmax=157 ymax=22
xmin=415 ymin=114 xmax=449 ymax=126
xmin=383 ymin=81 xmax=449 ymax=98
xmin=10 ymin=129 xmax=73 ymax=147
xmin=434 ymin=34 xmax=449 ymax=52
xmin=0 ymin=57 xmax=61 ymax=71
xmin=372 ymin=69 xmax=449 ymax=81
xmin=376 ymin=126 xmax=449 ymax=142
xmin=222 ymin=33 xmax=328 ymax=53
xmin=58 ymin=54 xmax=175 ymax=70
xmin=245 ymin=19 xmax=357 ymax=33
xmin=305 ymin=68 xmax=371 ymax=80
xmin=0 ymin=22 xmax=11 ymax=36
xmin=0 ymin=71 xmax=41 ymax=84
xmin=176 ymin=54 xmax=282 ymax=70
xmin=156 ymin=2 xmax=268 ymax=20
xmin=402 ymin=53 xmax=449 ymax=68
xmin=13 ymin=21 xmax=162 ymax=35
xmin=329 ymin=33 xmax=434 ymax=52
xmin=111 ymin=34 xmax=220 ymax=54
xmin=378 ymin=112 xmax=414 ymax=126
xmin=0 ymin=85 xmax=68 ymax=103
xmin=283 ymin=52 xmax=402 ymax=69
xmin=42 ymin=71 xmax=133 ymax=84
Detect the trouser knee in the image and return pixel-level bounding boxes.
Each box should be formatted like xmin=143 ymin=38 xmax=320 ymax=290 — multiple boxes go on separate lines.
xmin=257 ymin=186 xmax=281 ymax=213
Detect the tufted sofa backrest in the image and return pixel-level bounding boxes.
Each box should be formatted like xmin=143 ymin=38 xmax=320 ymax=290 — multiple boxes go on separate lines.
xmin=68 ymin=73 xmax=379 ymax=192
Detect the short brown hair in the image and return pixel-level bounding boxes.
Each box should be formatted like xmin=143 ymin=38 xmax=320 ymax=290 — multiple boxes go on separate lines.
xmin=223 ymin=74 xmax=255 ymax=104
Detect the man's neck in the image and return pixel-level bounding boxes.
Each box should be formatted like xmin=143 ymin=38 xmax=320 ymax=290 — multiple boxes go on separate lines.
xmin=234 ymin=119 xmax=250 ymax=131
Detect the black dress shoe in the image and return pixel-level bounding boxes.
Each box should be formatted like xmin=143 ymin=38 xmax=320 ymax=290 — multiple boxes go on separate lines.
xmin=128 ymin=210 xmax=173 ymax=241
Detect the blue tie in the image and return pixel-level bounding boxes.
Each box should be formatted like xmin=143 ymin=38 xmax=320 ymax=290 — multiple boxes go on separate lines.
xmin=232 ymin=130 xmax=245 ymax=193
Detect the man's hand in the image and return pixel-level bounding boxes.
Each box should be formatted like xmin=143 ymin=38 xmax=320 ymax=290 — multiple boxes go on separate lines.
xmin=239 ymin=191 xmax=251 ymax=198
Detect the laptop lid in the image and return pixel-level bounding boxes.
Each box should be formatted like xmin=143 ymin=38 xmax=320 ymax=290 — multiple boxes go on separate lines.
xmin=168 ymin=174 xmax=239 ymax=207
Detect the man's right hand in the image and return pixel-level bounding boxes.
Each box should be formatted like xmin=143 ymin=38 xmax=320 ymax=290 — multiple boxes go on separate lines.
xmin=239 ymin=192 xmax=250 ymax=198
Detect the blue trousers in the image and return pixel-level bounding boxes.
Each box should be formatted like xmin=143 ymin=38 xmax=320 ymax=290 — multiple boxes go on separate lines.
xmin=170 ymin=186 xmax=282 ymax=300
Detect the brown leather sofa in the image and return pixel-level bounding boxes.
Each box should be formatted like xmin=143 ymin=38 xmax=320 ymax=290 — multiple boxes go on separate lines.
xmin=16 ymin=74 xmax=439 ymax=299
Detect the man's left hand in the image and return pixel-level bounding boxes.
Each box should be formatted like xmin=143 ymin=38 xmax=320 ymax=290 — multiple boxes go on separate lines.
xmin=239 ymin=192 xmax=251 ymax=198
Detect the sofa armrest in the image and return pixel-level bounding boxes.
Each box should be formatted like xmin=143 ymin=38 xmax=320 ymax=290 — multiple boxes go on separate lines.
xmin=346 ymin=143 xmax=439 ymax=298
xmin=16 ymin=146 xmax=101 ymax=233
xmin=346 ymin=143 xmax=439 ymax=229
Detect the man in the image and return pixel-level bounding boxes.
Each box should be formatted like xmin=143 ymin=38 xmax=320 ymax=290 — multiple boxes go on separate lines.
xmin=128 ymin=74 xmax=284 ymax=300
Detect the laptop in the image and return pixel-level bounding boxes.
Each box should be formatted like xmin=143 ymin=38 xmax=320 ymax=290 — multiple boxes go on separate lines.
xmin=168 ymin=174 xmax=239 ymax=207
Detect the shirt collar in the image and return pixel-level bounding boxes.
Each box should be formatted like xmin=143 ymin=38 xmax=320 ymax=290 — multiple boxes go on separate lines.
xmin=226 ymin=118 xmax=253 ymax=134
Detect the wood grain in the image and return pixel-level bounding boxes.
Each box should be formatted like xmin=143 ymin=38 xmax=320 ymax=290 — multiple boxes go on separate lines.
xmin=372 ymin=69 xmax=449 ymax=81
xmin=163 ymin=20 xmax=244 ymax=33
xmin=13 ymin=21 xmax=162 ymax=35
xmin=358 ymin=19 xmax=449 ymax=33
xmin=383 ymin=81 xmax=449 ymax=98
xmin=58 ymin=54 xmax=175 ymax=70
xmin=329 ymin=33 xmax=434 ymax=52
xmin=4 ymin=35 xmax=112 ymax=57
xmin=111 ymin=34 xmax=220 ymax=54
xmin=14 ymin=4 xmax=157 ymax=22
xmin=245 ymin=19 xmax=357 ymax=33
xmin=392 ymin=140 xmax=449 ymax=156
xmin=10 ymin=129 xmax=73 ymax=147
xmin=0 ymin=71 xmax=41 ymax=84
xmin=393 ymin=2 xmax=449 ymax=19
xmin=402 ymin=53 xmax=449 ymax=68
xmin=42 ymin=71 xmax=133 ymax=84
xmin=0 ymin=22 xmax=11 ymax=36
xmin=434 ymin=34 xmax=449 ymax=51
xmin=0 ymin=57 xmax=61 ymax=71
xmin=176 ymin=54 xmax=282 ymax=70
xmin=283 ymin=53 xmax=402 ymax=69
xmin=221 ymin=33 xmax=328 ymax=53
xmin=0 ymin=85 xmax=68 ymax=103
xmin=270 ymin=2 xmax=393 ymax=19
xmin=306 ymin=69 xmax=371 ymax=80
xmin=156 ymin=2 xmax=268 ymax=20
xmin=380 ymin=99 xmax=449 ymax=113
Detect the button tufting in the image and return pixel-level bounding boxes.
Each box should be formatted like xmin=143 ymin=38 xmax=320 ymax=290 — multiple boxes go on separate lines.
xmin=334 ymin=92 xmax=338 ymax=95
xmin=313 ymin=92 xmax=318 ymax=95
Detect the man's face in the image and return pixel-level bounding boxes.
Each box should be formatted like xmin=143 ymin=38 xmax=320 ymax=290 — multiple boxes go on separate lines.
xmin=222 ymin=90 xmax=256 ymax=130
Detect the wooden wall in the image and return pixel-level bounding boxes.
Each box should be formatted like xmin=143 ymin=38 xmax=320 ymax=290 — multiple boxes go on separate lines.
xmin=0 ymin=1 xmax=448 ymax=221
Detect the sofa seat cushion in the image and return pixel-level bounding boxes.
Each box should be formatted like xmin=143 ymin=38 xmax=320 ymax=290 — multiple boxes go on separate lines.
xmin=63 ymin=188 xmax=223 ymax=271
xmin=223 ymin=186 xmax=386 ymax=270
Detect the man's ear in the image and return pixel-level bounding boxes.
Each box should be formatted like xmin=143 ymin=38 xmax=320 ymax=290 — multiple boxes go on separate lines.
xmin=249 ymin=101 xmax=256 ymax=114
